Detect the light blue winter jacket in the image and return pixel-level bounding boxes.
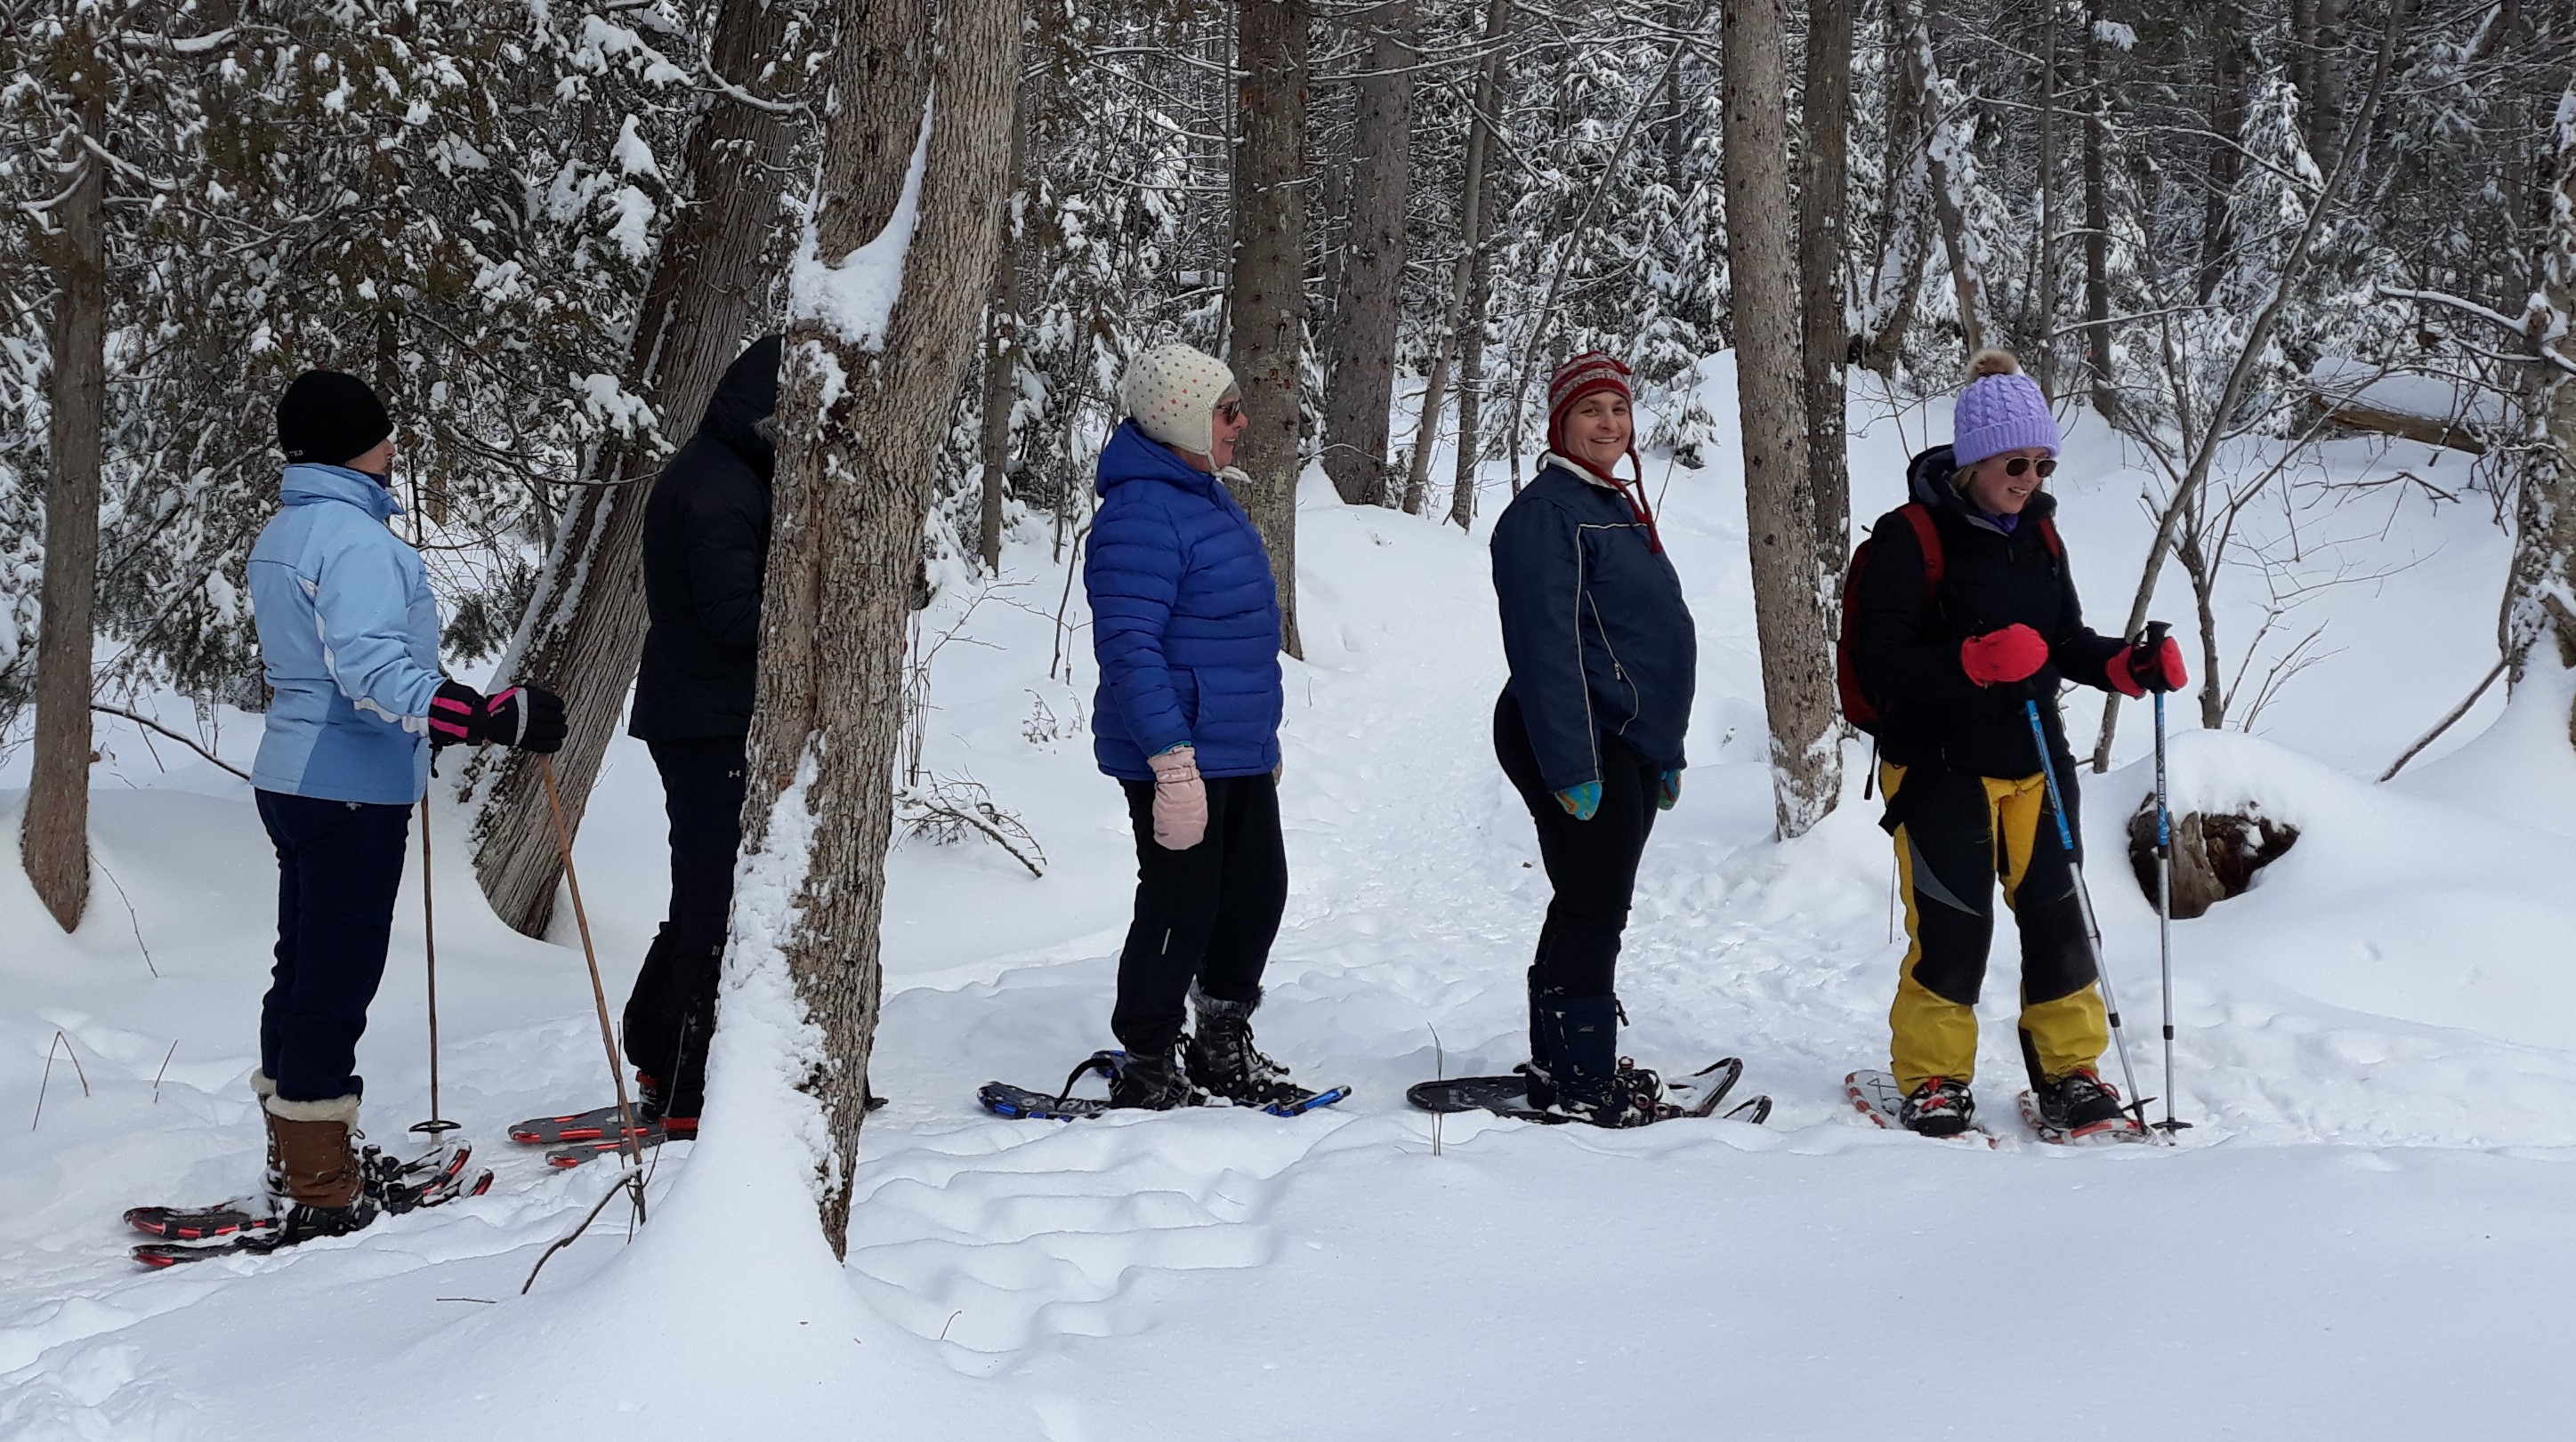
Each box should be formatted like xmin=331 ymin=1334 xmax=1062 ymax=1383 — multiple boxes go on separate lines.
xmin=246 ymin=464 xmax=445 ymax=805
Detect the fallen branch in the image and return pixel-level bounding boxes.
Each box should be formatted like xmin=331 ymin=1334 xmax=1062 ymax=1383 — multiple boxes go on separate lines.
xmin=521 ymin=1167 xmax=648 ymax=1295
xmin=90 ymin=704 xmax=250 ymax=780
xmin=2378 ymin=657 xmax=2506 ymax=782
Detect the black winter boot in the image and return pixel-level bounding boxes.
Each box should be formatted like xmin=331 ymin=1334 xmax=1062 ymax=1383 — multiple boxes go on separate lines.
xmin=2033 ymin=1067 xmax=2135 ymax=1137
xmin=1183 ymin=985 xmax=1307 ymax=1108
xmin=1533 ymin=995 xmax=1673 ymax=1128
xmin=1900 ymin=1076 xmax=1976 ymax=1137
xmin=1109 ymin=1043 xmax=1201 ymax=1111
xmin=1514 ymin=970 xmax=1559 ymax=1110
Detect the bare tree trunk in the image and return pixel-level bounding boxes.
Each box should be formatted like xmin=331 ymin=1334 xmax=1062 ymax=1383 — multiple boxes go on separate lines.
xmin=1230 ymin=0 xmax=1310 ymax=658
xmin=1893 ymin=0 xmax=1989 ymax=361
xmin=1799 ymin=0 xmax=1854 ymax=573
xmin=737 ymin=0 xmax=1021 ymax=1256
xmin=2501 ymin=84 xmax=2576 ymax=727
xmin=979 ymin=79 xmax=1029 ymax=573
xmin=1405 ymin=0 xmax=1508 ymax=520
xmin=1724 ymin=0 xmax=1841 ymax=839
xmin=1319 ymin=1 xmax=1417 ymax=509
xmin=2195 ymin=1 xmax=2246 ymax=304
xmin=2037 ymin=0 xmax=2058 ymax=397
xmin=22 ymin=77 xmax=106 ymax=934
xmin=462 ymin=0 xmax=799 ymax=938
xmin=2081 ymin=0 xmax=2117 ymax=415
xmin=1448 ymin=242 xmax=1495 ymax=530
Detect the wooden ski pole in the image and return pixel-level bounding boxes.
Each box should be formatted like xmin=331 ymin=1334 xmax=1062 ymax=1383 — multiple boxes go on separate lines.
xmin=539 ymin=754 xmax=650 ymax=1215
xmin=411 ymin=796 xmax=458 ymax=1141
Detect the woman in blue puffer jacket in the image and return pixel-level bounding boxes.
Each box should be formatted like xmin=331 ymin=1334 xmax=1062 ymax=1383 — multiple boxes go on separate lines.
xmin=1082 ymin=343 xmax=1333 ymax=1113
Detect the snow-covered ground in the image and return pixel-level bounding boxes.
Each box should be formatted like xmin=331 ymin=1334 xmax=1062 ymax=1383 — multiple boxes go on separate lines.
xmin=3 ymin=362 xmax=2569 ymax=1439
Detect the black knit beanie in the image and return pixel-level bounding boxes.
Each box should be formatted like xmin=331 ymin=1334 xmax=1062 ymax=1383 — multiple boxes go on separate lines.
xmin=277 ymin=370 xmax=393 ymax=467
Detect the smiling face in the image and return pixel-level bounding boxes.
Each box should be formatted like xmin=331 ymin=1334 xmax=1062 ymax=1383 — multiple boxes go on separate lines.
xmin=1207 ymin=390 xmax=1247 ymax=470
xmin=1961 ymin=446 xmax=2052 ymax=516
xmin=1564 ymin=392 xmax=1633 ymax=474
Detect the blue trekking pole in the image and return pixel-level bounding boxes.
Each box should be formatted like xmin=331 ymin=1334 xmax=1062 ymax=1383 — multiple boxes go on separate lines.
xmin=2023 ymin=696 xmax=2160 ymax=1140
xmin=2145 ymin=622 xmax=2189 ymax=1134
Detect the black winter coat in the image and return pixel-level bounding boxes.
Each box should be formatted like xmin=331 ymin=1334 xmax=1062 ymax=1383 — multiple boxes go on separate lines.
xmin=1490 ymin=460 xmax=1697 ymax=793
xmin=630 ymin=337 xmax=781 ymax=742
xmin=1846 ymin=445 xmax=2125 ymax=780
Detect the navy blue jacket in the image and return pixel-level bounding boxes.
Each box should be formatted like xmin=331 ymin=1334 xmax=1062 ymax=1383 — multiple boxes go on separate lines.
xmin=1086 ymin=422 xmax=1285 ymax=780
xmin=1490 ymin=461 xmax=1697 ymax=792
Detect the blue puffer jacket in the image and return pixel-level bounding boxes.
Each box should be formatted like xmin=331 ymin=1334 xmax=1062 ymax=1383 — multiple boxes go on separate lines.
xmin=247 ymin=464 xmax=446 ymax=805
xmin=1086 ymin=422 xmax=1285 ymax=780
xmin=1490 ymin=460 xmax=1697 ymax=792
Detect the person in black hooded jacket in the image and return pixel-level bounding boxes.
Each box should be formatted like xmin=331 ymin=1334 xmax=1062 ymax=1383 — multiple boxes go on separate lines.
xmin=623 ymin=334 xmax=780 ymax=1131
xmin=1845 ymin=349 xmax=2188 ymax=1140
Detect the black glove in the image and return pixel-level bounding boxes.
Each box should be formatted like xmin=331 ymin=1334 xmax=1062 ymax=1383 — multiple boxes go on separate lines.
xmin=485 ymin=683 xmax=568 ymax=753
xmin=429 ymin=680 xmax=486 ymax=749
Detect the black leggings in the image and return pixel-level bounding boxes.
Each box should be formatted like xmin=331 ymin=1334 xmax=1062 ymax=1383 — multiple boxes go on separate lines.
xmin=257 ymin=789 xmax=412 ymax=1104
xmin=1493 ymin=691 xmax=1661 ymax=998
xmin=622 ymin=736 xmax=747 ymax=1116
xmin=1110 ymin=773 xmax=1288 ymax=1052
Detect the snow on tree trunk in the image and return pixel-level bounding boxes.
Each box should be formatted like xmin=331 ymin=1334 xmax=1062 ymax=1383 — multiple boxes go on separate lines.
xmin=22 ymin=75 xmax=105 ymax=934
xmin=461 ymin=0 xmax=800 ymax=939
xmin=732 ymin=0 xmax=1021 ymax=1255
xmin=1319 ymin=1 xmax=1417 ymax=510
xmin=1229 ymin=0 xmax=1309 ymax=658
xmin=1893 ymin=0 xmax=1991 ymax=362
xmin=2502 ymin=83 xmax=2576 ymax=748
xmin=978 ymin=77 xmax=1027 ymax=575
xmin=2081 ymin=0 xmax=2118 ymax=415
xmin=1724 ymin=0 xmax=1841 ymax=840
xmin=1799 ymin=0 xmax=1855 ymax=575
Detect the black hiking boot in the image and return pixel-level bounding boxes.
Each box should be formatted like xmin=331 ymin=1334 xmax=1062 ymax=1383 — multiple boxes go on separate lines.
xmin=1109 ymin=1043 xmax=1201 ymax=1111
xmin=2033 ymin=1067 xmax=2135 ymax=1137
xmin=1900 ymin=1077 xmax=1976 ymax=1137
xmin=1516 ymin=970 xmax=1559 ymax=1111
xmin=1183 ymin=986 xmax=1307 ymax=1108
xmin=1534 ymin=995 xmax=1675 ymax=1128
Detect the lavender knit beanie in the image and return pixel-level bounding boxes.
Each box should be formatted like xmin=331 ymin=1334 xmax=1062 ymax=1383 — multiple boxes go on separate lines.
xmin=1950 ymin=350 xmax=2060 ymax=469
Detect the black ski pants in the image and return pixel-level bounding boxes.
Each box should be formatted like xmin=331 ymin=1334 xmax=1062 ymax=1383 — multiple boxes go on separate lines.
xmin=1494 ymin=690 xmax=1662 ymax=1000
xmin=622 ymin=735 xmax=747 ymax=1117
xmin=256 ymin=789 xmax=412 ymax=1104
xmin=1110 ymin=773 xmax=1288 ymax=1053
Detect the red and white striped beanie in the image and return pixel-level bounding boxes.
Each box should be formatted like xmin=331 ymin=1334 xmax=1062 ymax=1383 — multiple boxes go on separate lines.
xmin=1546 ymin=351 xmax=1635 ymax=460
xmin=1118 ymin=343 xmax=1238 ymax=455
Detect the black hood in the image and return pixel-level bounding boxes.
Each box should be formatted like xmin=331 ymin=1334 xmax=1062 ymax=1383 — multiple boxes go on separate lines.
xmin=698 ymin=334 xmax=783 ymax=480
xmin=1905 ymin=443 xmax=2058 ymax=532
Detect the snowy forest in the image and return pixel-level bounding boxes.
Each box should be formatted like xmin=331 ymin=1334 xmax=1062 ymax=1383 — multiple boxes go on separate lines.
xmin=2 ymin=0 xmax=2574 ymax=1434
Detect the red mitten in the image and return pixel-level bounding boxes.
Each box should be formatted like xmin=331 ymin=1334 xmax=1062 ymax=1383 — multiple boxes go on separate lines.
xmin=2108 ymin=636 xmax=2189 ymax=697
xmin=1959 ymin=624 xmax=2050 ymax=688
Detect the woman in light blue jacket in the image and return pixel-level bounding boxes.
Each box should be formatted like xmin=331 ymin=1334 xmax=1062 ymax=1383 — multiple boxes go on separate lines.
xmin=237 ymin=370 xmax=564 ymax=1248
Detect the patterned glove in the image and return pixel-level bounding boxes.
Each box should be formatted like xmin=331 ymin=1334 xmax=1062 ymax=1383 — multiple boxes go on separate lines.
xmin=1554 ymin=782 xmax=1602 ymax=821
xmin=1657 ymin=769 xmax=1682 ymax=811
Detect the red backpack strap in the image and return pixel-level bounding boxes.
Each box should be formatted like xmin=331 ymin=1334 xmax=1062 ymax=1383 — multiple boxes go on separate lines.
xmin=2037 ymin=514 xmax=2063 ymax=559
xmin=1900 ymin=503 xmax=1943 ymax=596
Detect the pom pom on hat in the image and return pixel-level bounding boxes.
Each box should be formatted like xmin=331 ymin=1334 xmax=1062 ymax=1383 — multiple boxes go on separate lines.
xmin=1119 ymin=343 xmax=1239 ymax=455
xmin=1951 ymin=348 xmax=2060 ymax=469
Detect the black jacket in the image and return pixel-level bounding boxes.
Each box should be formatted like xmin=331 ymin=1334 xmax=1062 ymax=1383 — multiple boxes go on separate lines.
xmin=1847 ymin=445 xmax=2124 ymax=780
xmin=1490 ymin=459 xmax=1697 ymax=793
xmin=630 ymin=337 xmax=781 ymax=742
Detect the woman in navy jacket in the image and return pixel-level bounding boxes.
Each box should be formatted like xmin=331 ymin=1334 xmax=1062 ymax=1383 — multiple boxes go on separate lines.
xmin=1083 ymin=343 xmax=1327 ymax=1111
xmin=1490 ymin=353 xmax=1697 ymax=1126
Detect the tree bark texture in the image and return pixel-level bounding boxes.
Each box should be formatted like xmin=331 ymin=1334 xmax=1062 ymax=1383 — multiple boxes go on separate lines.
xmin=1798 ymin=0 xmax=1854 ymax=575
xmin=1406 ymin=0 xmax=1508 ymax=521
xmin=1449 ymin=242 xmax=1495 ymax=530
xmin=1724 ymin=0 xmax=1841 ymax=839
xmin=1319 ymin=1 xmax=1417 ymax=509
xmin=980 ymin=78 xmax=1029 ymax=572
xmin=2082 ymin=0 xmax=2118 ymax=415
xmin=739 ymin=0 xmax=1021 ymax=1257
xmin=1893 ymin=0 xmax=1989 ymax=363
xmin=23 ymin=77 xmax=107 ymax=934
xmin=462 ymin=0 xmax=799 ymax=939
xmin=1229 ymin=0 xmax=1310 ymax=658
xmin=2502 ymin=85 xmax=2576 ymax=728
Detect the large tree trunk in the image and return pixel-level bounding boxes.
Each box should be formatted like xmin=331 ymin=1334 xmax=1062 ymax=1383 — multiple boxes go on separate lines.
xmin=22 ymin=77 xmax=107 ymax=934
xmin=1318 ymin=1 xmax=1416 ymax=509
xmin=1406 ymin=0 xmax=1508 ymax=522
xmin=2037 ymin=0 xmax=2059 ymax=397
xmin=1229 ymin=0 xmax=1310 ymax=658
xmin=979 ymin=79 xmax=1029 ymax=573
xmin=459 ymin=0 xmax=800 ymax=939
xmin=737 ymin=0 xmax=1021 ymax=1257
xmin=2502 ymin=84 xmax=2576 ymax=726
xmin=1798 ymin=0 xmax=1854 ymax=575
xmin=2081 ymin=0 xmax=2118 ymax=415
xmin=1893 ymin=0 xmax=1989 ymax=362
xmin=1449 ymin=241 xmax=1495 ymax=530
xmin=1724 ymin=0 xmax=1841 ymax=839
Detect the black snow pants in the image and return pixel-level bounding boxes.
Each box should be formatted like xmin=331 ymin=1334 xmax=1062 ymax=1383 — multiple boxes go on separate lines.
xmin=257 ymin=789 xmax=413 ymax=1105
xmin=621 ymin=735 xmax=747 ymax=1117
xmin=1494 ymin=690 xmax=1662 ymax=1000
xmin=1109 ymin=773 xmax=1289 ymax=1053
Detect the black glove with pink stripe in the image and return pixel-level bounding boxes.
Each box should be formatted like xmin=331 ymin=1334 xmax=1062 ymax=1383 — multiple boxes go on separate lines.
xmin=430 ymin=681 xmax=568 ymax=753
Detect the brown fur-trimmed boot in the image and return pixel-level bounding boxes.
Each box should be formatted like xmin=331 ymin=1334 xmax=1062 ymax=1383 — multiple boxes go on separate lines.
xmin=250 ymin=1070 xmax=285 ymax=1213
xmin=254 ymin=1093 xmax=378 ymax=1250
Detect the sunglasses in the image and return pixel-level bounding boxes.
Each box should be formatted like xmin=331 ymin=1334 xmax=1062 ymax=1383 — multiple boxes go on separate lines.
xmin=1215 ymin=400 xmax=1246 ymax=423
xmin=1994 ymin=455 xmax=2056 ymax=479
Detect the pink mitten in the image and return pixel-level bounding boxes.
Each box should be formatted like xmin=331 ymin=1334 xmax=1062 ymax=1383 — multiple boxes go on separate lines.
xmin=1147 ymin=747 xmax=1207 ymax=850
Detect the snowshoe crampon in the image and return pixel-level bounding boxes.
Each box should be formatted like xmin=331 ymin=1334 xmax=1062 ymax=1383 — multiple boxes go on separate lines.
xmin=981 ymin=1051 xmax=1348 ymax=1121
xmin=1845 ymin=1070 xmax=2001 ymax=1148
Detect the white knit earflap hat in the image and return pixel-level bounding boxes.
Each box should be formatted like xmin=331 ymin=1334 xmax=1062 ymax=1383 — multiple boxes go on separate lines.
xmin=1118 ymin=343 xmax=1238 ymax=455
